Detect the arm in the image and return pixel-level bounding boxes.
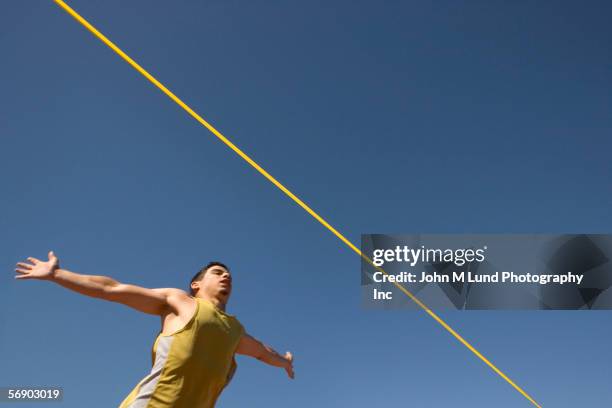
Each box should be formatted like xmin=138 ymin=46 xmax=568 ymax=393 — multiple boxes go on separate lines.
xmin=14 ymin=250 xmax=188 ymax=316
xmin=235 ymin=332 xmax=294 ymax=379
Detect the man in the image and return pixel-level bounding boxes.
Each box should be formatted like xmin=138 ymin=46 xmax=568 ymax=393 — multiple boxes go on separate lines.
xmin=14 ymin=251 xmax=294 ymax=408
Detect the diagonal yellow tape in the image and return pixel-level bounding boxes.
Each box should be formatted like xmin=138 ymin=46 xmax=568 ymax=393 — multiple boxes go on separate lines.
xmin=51 ymin=1 xmax=542 ymax=406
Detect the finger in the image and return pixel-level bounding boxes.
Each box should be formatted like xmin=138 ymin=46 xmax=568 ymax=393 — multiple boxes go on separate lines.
xmin=15 ymin=274 xmax=32 ymax=280
xmin=27 ymin=257 xmax=40 ymax=264
xmin=15 ymin=268 xmax=30 ymax=274
xmin=16 ymin=262 xmax=33 ymax=270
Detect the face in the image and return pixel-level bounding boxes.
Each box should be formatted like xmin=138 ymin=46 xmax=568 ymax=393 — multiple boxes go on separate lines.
xmin=192 ymin=266 xmax=232 ymax=300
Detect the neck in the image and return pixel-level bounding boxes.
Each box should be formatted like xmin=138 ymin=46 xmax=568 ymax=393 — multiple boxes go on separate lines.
xmin=200 ymin=294 xmax=227 ymax=311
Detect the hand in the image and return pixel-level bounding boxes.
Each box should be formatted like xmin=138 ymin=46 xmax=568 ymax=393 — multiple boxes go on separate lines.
xmin=15 ymin=251 xmax=60 ymax=281
xmin=283 ymin=351 xmax=294 ymax=379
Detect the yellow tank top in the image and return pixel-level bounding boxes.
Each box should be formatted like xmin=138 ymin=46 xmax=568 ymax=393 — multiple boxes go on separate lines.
xmin=119 ymin=297 xmax=245 ymax=408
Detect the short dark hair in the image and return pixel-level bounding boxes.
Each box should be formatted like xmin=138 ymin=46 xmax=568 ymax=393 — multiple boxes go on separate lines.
xmin=189 ymin=261 xmax=230 ymax=296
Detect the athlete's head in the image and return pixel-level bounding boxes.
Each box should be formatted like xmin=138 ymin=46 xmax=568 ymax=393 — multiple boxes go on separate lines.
xmin=189 ymin=261 xmax=232 ymax=301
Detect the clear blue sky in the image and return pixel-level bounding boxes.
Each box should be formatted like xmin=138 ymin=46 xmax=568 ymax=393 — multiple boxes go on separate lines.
xmin=2 ymin=1 xmax=611 ymax=407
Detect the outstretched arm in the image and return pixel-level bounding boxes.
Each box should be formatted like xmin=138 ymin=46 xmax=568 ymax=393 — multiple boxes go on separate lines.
xmin=235 ymin=333 xmax=294 ymax=379
xmin=14 ymin=251 xmax=190 ymax=316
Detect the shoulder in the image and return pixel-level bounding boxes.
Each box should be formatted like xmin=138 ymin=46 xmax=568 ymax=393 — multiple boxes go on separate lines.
xmin=232 ymin=315 xmax=246 ymax=334
xmin=153 ymin=288 xmax=195 ymax=315
xmin=150 ymin=287 xmax=192 ymax=303
xmin=154 ymin=287 xmax=191 ymax=298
